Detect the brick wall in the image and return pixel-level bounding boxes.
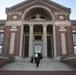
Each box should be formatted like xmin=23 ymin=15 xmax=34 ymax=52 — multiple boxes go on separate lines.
xmin=14 ymin=26 xmax=21 ymax=56
xmin=55 ymin=26 xmax=73 ymax=56
xmin=2 ymin=26 xmax=21 ymax=56
xmin=55 ymin=26 xmax=62 ymax=56
xmin=2 ymin=26 xmax=11 ymax=55
xmin=66 ymin=26 xmax=73 ymax=55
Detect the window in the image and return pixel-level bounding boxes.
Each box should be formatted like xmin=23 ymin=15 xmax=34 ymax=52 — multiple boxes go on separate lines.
xmin=74 ymin=46 xmax=76 ymax=54
xmin=73 ymin=34 xmax=76 ymax=42
xmin=0 ymin=46 xmax=2 ymax=53
xmin=0 ymin=34 xmax=4 ymax=41
xmin=35 ymin=36 xmax=41 ymax=40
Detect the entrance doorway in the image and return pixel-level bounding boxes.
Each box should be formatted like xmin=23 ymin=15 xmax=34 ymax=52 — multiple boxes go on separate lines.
xmin=34 ymin=43 xmax=42 ymax=59
xmin=23 ymin=25 xmax=54 ymax=58
xmin=34 ymin=44 xmax=42 ymax=54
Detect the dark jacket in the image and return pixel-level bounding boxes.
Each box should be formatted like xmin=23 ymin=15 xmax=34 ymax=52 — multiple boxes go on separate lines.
xmin=35 ymin=57 xmax=40 ymax=64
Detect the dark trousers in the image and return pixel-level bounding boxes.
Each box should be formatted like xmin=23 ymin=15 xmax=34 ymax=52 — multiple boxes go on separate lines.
xmin=36 ymin=62 xmax=39 ymax=67
xmin=35 ymin=57 xmax=40 ymax=68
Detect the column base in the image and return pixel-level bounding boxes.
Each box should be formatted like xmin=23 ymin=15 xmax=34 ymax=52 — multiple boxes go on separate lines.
xmin=54 ymin=56 xmax=61 ymax=60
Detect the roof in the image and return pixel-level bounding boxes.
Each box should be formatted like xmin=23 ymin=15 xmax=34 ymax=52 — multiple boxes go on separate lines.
xmin=0 ymin=20 xmax=6 ymax=25
xmin=6 ymin=0 xmax=71 ymax=13
xmin=71 ymin=20 xmax=76 ymax=24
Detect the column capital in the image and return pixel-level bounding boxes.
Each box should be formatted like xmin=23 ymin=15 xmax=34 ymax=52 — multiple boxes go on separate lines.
xmin=42 ymin=24 xmax=47 ymax=27
xmin=29 ymin=24 xmax=34 ymax=27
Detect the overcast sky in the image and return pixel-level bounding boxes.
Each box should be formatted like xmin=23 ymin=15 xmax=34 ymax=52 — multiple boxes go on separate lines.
xmin=0 ymin=0 xmax=76 ymax=20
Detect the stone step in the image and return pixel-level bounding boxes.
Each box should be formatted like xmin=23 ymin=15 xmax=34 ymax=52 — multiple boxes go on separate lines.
xmin=0 ymin=58 xmax=72 ymax=71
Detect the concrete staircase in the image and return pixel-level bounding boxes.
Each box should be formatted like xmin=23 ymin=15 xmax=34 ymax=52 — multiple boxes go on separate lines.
xmin=0 ymin=58 xmax=72 ymax=71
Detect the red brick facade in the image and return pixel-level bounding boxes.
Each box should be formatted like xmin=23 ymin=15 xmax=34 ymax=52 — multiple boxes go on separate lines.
xmin=0 ymin=0 xmax=76 ymax=58
xmin=55 ymin=26 xmax=62 ymax=56
xmin=66 ymin=26 xmax=73 ymax=55
xmin=2 ymin=26 xmax=11 ymax=55
xmin=55 ymin=26 xmax=74 ymax=56
xmin=14 ymin=26 xmax=21 ymax=56
xmin=2 ymin=26 xmax=21 ymax=56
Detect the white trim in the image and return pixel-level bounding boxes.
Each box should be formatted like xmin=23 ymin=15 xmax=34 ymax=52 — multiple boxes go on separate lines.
xmin=74 ymin=43 xmax=76 ymax=45
xmin=0 ymin=46 xmax=2 ymax=54
xmin=5 ymin=21 xmax=21 ymax=26
xmin=54 ymin=12 xmax=69 ymax=15
xmin=72 ymin=30 xmax=76 ymax=32
xmin=5 ymin=20 xmax=54 ymax=26
xmin=59 ymin=29 xmax=66 ymax=32
xmin=22 ymin=20 xmax=54 ymax=25
xmin=11 ymin=26 xmax=16 ymax=29
xmin=60 ymin=27 xmax=65 ymax=29
xmin=0 ymin=42 xmax=2 ymax=44
xmin=0 ymin=30 xmax=4 ymax=32
xmin=61 ymin=33 xmax=66 ymax=54
xmin=8 ymin=12 xmax=22 ymax=15
xmin=10 ymin=29 xmax=17 ymax=31
xmin=9 ymin=33 xmax=15 ymax=54
xmin=74 ymin=46 xmax=76 ymax=54
xmin=55 ymin=21 xmax=71 ymax=26
xmin=22 ymin=5 xmax=55 ymax=20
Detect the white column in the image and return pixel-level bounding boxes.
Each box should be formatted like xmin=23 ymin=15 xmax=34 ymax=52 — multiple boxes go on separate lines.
xmin=61 ymin=33 xmax=66 ymax=54
xmin=19 ymin=25 xmax=23 ymax=57
xmin=9 ymin=33 xmax=15 ymax=54
xmin=53 ymin=25 xmax=57 ymax=57
xmin=29 ymin=25 xmax=34 ymax=57
xmin=43 ymin=25 xmax=47 ymax=57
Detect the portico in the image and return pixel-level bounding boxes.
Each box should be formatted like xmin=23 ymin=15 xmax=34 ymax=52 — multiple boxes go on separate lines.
xmin=19 ymin=5 xmax=56 ymax=58
xmin=1 ymin=0 xmax=73 ymax=60
xmin=21 ymin=20 xmax=54 ymax=58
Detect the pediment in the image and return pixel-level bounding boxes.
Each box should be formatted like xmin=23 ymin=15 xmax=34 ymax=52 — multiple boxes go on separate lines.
xmin=6 ymin=0 xmax=70 ymax=13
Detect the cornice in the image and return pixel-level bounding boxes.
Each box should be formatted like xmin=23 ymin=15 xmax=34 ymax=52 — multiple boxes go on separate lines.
xmin=6 ymin=0 xmax=71 ymax=13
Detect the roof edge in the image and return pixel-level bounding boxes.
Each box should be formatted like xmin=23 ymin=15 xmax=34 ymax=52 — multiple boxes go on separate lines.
xmin=6 ymin=0 xmax=71 ymax=13
xmin=0 ymin=20 xmax=6 ymax=25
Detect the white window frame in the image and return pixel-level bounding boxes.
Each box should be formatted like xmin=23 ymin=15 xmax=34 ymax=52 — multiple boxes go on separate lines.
xmin=0 ymin=46 xmax=2 ymax=53
xmin=73 ymin=34 xmax=76 ymax=42
xmin=74 ymin=46 xmax=76 ymax=54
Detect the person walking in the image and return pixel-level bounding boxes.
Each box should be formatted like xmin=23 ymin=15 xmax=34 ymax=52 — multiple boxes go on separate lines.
xmin=35 ymin=54 xmax=40 ymax=68
xmin=30 ymin=56 xmax=33 ymax=63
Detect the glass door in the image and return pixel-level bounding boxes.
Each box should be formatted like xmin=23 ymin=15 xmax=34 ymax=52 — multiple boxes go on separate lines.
xmin=34 ymin=44 xmax=42 ymax=59
xmin=35 ymin=44 xmax=42 ymax=54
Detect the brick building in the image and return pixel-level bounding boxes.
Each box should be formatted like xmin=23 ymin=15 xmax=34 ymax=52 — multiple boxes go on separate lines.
xmin=0 ymin=0 xmax=76 ymax=60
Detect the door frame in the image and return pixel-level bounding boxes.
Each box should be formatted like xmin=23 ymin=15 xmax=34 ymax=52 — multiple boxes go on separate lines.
xmin=33 ymin=41 xmax=43 ymax=57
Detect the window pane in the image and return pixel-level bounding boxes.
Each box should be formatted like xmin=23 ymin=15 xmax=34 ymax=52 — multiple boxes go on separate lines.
xmin=0 ymin=46 xmax=2 ymax=53
xmin=73 ymin=34 xmax=76 ymax=42
xmin=35 ymin=36 xmax=41 ymax=40
xmin=74 ymin=46 xmax=76 ymax=54
xmin=0 ymin=34 xmax=4 ymax=41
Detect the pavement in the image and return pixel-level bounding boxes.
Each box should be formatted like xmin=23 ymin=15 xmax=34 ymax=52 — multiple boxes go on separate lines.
xmin=0 ymin=58 xmax=72 ymax=71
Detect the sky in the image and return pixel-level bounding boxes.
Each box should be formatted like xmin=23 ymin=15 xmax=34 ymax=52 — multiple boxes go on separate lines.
xmin=0 ymin=0 xmax=76 ymax=20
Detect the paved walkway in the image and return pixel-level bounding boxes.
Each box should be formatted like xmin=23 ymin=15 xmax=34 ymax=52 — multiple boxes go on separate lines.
xmin=0 ymin=58 xmax=72 ymax=71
